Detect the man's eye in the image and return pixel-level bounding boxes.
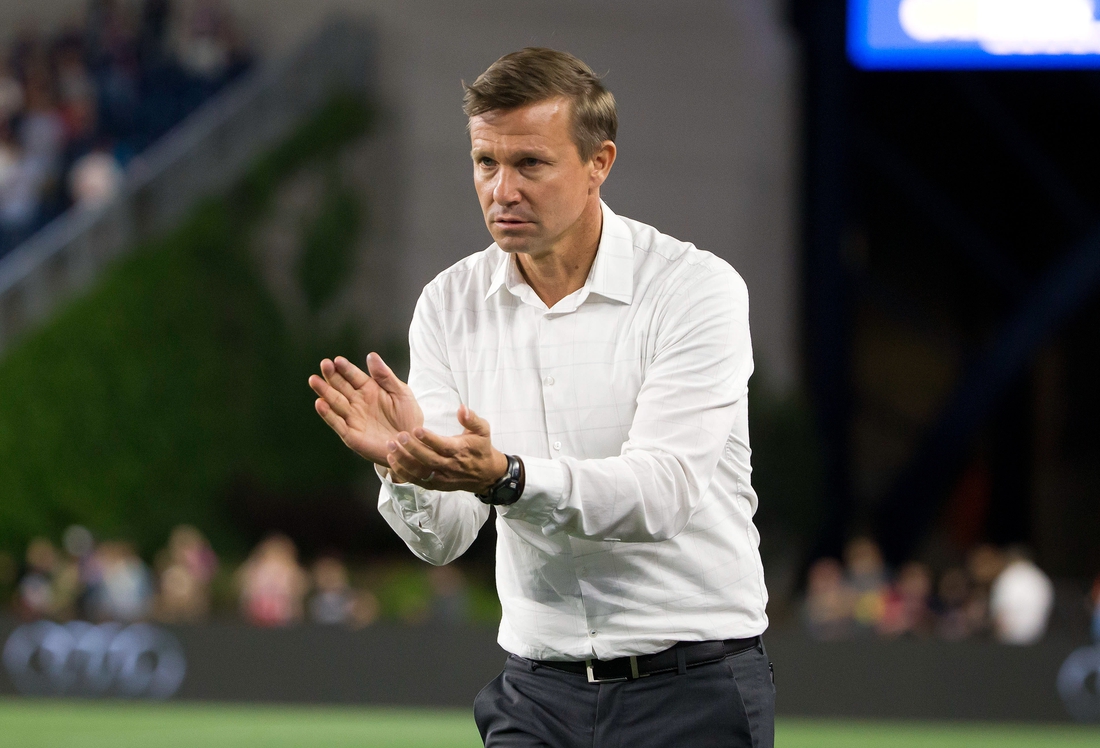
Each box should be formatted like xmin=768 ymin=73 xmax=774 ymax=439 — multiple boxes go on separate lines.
xmin=479 ymin=157 xmax=496 ymax=167
xmin=521 ymin=158 xmax=540 ymax=167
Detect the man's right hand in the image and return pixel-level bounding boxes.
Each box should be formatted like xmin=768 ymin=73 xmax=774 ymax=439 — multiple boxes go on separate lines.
xmin=308 ymin=352 xmax=424 ymax=466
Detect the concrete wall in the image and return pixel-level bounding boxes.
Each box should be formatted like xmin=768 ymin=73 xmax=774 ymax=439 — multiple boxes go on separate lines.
xmin=5 ymin=0 xmax=801 ymax=390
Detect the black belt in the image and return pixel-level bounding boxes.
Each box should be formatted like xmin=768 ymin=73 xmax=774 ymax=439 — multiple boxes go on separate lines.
xmin=531 ymin=636 xmax=760 ymax=683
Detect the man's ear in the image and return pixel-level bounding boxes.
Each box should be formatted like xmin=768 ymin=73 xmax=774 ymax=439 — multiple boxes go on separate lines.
xmin=589 ymin=140 xmax=616 ymax=190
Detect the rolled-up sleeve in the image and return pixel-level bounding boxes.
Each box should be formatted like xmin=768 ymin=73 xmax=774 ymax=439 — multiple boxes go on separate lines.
xmin=376 ymin=287 xmax=490 ymax=565
xmin=501 ymin=264 xmax=753 ymax=543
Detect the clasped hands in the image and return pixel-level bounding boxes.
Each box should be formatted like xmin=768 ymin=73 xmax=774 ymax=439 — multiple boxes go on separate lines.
xmin=308 ymin=353 xmax=508 ymax=493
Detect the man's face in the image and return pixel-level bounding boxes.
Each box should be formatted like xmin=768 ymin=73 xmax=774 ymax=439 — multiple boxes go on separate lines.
xmin=469 ymin=97 xmax=603 ymax=258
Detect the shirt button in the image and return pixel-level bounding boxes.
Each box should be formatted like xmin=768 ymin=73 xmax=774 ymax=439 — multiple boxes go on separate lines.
xmin=544 ymin=376 xmax=555 ymax=386
xmin=589 ymin=630 xmax=598 ymax=637
xmin=553 ymin=441 xmax=561 ymax=451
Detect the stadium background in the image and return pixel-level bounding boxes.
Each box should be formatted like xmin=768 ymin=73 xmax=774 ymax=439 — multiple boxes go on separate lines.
xmin=0 ymin=0 xmax=1098 ymax=745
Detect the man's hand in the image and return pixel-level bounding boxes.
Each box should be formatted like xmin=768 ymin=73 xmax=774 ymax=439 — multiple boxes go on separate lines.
xmin=308 ymin=353 xmax=424 ymax=466
xmin=385 ymin=404 xmax=509 ymax=493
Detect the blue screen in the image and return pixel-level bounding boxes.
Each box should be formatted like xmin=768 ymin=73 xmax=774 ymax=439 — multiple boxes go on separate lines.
xmin=849 ymin=0 xmax=1100 ymax=69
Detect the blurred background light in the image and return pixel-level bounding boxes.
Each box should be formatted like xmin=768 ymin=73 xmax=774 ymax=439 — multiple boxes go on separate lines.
xmin=850 ymin=0 xmax=1100 ymax=68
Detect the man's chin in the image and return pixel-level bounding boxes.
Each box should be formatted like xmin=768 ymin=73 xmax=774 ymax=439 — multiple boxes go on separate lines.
xmin=491 ymin=233 xmax=538 ymax=254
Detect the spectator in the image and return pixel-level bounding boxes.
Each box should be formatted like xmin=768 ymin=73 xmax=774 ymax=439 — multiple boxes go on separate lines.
xmin=350 ymin=587 xmax=381 ymax=629
xmin=62 ymin=524 xmax=96 ymax=559
xmin=19 ymin=65 xmax=66 ymax=182
xmin=8 ymin=27 xmax=43 ymax=88
xmin=55 ymin=35 xmax=97 ymax=117
xmin=844 ymin=537 xmax=888 ymax=634
xmin=86 ymin=540 xmax=154 ymax=621
xmin=138 ymin=0 xmax=174 ymax=68
xmin=934 ymin=567 xmax=973 ymax=641
xmin=14 ymin=538 xmax=61 ymax=619
xmin=0 ymin=0 xmax=252 ymax=256
xmin=154 ymin=524 xmax=218 ymax=623
xmin=68 ymin=141 xmax=124 ymax=208
xmin=0 ymin=156 xmax=40 ymax=253
xmin=237 ymin=534 xmax=308 ymax=627
xmin=0 ymin=121 xmax=26 ymax=240
xmin=14 ymin=537 xmax=81 ymax=621
xmin=965 ymin=543 xmax=1006 ymax=637
xmin=308 ymin=555 xmax=354 ymax=625
xmin=427 ymin=564 xmax=469 ymax=625
xmin=100 ymin=57 xmax=138 ymax=142
xmin=0 ymin=118 xmax=17 ymax=167
xmin=60 ymin=524 xmax=97 ymax=619
xmin=0 ymin=60 xmax=24 ymax=122
xmin=804 ymin=557 xmax=854 ymax=640
xmin=989 ymin=551 xmax=1054 ymax=645
xmin=55 ymin=35 xmax=99 ymax=163
xmin=878 ymin=562 xmax=934 ymax=638
xmin=176 ymin=0 xmax=235 ymax=83
xmin=85 ymin=0 xmax=122 ymax=69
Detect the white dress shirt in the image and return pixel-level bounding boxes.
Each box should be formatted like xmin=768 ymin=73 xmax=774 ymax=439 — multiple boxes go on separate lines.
xmin=377 ymin=201 xmax=768 ymax=661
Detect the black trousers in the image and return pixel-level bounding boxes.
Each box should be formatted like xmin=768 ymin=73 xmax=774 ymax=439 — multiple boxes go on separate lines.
xmin=473 ymin=640 xmax=775 ymax=748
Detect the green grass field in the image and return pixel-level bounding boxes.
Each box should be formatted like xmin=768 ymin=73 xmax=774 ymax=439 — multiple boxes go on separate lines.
xmin=1 ymin=700 xmax=1097 ymax=747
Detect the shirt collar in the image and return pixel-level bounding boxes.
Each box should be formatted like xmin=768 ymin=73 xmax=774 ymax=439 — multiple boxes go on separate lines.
xmin=485 ymin=200 xmax=634 ymax=305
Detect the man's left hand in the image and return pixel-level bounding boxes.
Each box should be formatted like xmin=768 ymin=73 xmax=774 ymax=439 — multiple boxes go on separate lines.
xmin=385 ymin=404 xmax=509 ymax=493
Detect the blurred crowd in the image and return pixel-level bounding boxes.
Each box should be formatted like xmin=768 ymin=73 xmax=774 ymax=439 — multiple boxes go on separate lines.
xmin=2 ymin=524 xmax=477 ymax=629
xmin=0 ymin=0 xmax=253 ymax=257
xmin=7 ymin=524 xmax=1096 ymax=641
xmin=803 ymin=537 xmax=1097 ymax=646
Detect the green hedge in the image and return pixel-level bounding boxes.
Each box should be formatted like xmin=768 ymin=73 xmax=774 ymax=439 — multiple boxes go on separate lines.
xmin=0 ymin=93 xmax=379 ymax=558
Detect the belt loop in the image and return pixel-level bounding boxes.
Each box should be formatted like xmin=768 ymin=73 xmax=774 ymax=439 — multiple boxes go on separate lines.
xmin=676 ymin=647 xmax=687 ymax=675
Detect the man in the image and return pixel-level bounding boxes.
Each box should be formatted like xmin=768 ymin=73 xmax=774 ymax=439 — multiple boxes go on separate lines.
xmin=308 ymin=48 xmax=774 ymax=747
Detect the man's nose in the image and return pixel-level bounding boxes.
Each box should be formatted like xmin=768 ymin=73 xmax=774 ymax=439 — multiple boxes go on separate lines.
xmin=493 ymin=167 xmax=521 ymax=206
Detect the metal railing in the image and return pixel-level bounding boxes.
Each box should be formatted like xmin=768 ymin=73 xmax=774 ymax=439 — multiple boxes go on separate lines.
xmin=0 ymin=17 xmax=375 ymax=355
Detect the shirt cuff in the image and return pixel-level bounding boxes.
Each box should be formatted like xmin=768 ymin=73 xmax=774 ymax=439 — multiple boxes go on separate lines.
xmin=498 ymin=455 xmax=565 ymax=529
xmin=375 ymin=463 xmax=422 ymax=514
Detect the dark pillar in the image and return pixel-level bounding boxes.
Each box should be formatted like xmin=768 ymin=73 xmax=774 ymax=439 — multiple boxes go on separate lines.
xmin=793 ymin=0 xmax=853 ymax=560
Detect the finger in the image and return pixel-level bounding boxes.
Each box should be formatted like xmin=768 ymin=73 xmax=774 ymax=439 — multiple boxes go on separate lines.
xmin=457 ymin=404 xmax=492 ymax=437
xmin=366 ymin=352 xmax=406 ymax=396
xmin=314 ymin=399 xmax=350 ymax=439
xmin=308 ymin=375 xmax=352 ymax=417
xmin=411 ymin=427 xmax=460 ymax=458
xmin=397 ymin=431 xmax=448 ymax=467
xmin=386 ymin=446 xmax=431 ymax=485
xmin=333 ymin=356 xmax=371 ymax=388
xmin=387 ymin=437 xmax=436 ymax=478
xmin=386 ymin=453 xmax=416 ymax=485
xmin=321 ymin=359 xmax=360 ymax=402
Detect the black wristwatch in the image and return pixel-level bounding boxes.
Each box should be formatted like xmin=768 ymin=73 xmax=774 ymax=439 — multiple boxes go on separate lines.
xmin=475 ymin=454 xmax=524 ymax=506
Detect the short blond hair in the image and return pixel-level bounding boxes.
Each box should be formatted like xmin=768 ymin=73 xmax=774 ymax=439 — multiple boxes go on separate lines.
xmin=463 ymin=47 xmax=617 ymax=161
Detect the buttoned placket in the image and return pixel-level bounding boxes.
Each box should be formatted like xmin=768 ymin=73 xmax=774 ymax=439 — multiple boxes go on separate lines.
xmin=536 ymin=305 xmax=572 ymax=459
xmin=534 ymin=302 xmax=607 ymax=657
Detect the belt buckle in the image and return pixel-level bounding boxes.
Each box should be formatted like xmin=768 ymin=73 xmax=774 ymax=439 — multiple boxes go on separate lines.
xmin=585 ymin=656 xmax=646 ymax=683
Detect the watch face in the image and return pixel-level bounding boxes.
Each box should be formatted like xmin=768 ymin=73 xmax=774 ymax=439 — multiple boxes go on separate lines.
xmin=494 ymin=481 xmax=520 ymax=505
xmin=477 ymin=456 xmax=522 ymax=505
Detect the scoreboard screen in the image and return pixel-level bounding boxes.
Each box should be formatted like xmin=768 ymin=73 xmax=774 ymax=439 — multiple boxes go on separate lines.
xmin=849 ymin=0 xmax=1100 ymax=69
